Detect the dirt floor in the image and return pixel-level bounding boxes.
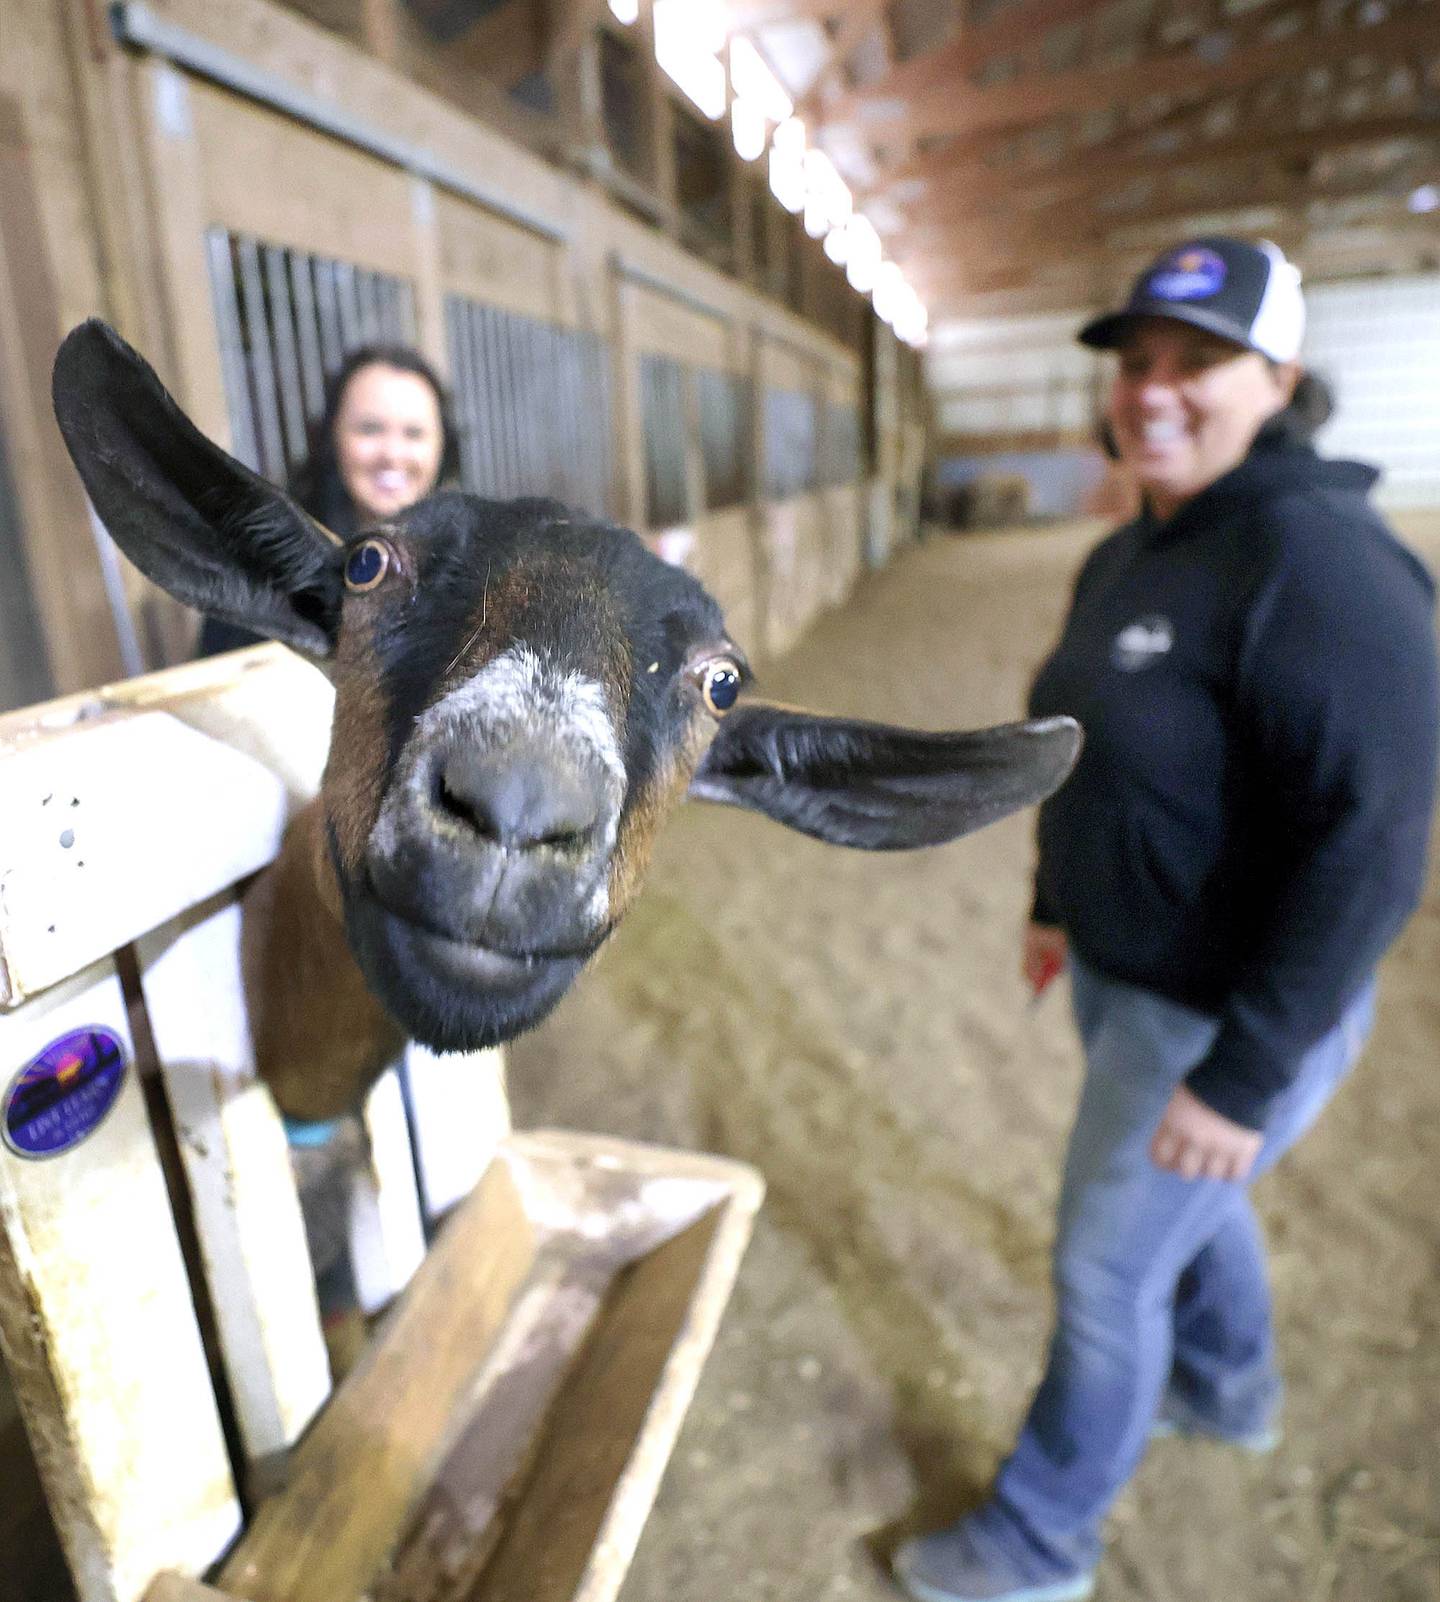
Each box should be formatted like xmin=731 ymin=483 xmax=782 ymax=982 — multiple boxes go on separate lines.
xmin=508 ymin=518 xmax=1440 ymax=1602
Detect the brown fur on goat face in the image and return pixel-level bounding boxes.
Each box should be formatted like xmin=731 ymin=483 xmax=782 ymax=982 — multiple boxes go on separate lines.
xmin=52 ymin=321 xmax=1082 ymax=1119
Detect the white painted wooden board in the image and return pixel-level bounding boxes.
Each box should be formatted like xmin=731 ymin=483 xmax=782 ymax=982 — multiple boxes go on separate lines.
xmin=136 ymin=893 xmax=332 ymax=1471
xmin=0 ymin=961 xmax=240 ymax=1602
xmin=0 ymin=647 xmax=335 ymax=1010
xmin=349 ymin=1066 xmax=428 ymax=1315
xmin=402 ymin=1039 xmax=510 ymax=1222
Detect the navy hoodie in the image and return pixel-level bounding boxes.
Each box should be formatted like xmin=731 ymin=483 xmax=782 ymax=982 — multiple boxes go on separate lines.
xmin=1028 ymin=437 xmax=1440 ymax=1129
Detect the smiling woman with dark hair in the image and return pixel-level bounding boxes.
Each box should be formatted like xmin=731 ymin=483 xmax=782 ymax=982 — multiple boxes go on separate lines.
xmin=896 ymin=237 xmax=1440 ymax=1602
xmin=197 ymin=344 xmax=460 ymax=657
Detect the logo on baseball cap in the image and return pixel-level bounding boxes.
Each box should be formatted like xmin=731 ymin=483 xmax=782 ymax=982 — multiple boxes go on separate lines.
xmin=1078 ymin=236 xmax=1305 ymax=363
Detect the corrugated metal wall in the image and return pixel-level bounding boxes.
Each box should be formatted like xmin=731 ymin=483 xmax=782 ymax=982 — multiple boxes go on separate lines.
xmin=1303 ymin=274 xmax=1440 ymax=510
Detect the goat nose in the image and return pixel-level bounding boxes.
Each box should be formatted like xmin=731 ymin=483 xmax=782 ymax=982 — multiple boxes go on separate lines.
xmin=434 ymin=744 xmax=604 ymax=851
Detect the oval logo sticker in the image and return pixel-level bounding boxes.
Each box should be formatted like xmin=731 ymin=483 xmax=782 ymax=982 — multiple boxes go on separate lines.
xmin=3 ymin=1027 xmax=128 ymax=1159
xmin=1145 ymin=246 xmax=1226 ymax=302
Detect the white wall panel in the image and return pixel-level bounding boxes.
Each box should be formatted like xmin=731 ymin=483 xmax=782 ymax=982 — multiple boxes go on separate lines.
xmin=1304 ymin=275 xmax=1440 ymax=509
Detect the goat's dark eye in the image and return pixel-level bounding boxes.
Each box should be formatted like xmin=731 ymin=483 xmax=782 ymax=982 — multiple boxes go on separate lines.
xmin=701 ymin=660 xmax=742 ymax=715
xmin=344 ymin=539 xmax=390 ymax=591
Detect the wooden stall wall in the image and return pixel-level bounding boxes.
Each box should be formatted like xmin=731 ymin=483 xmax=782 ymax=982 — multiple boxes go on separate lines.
xmin=4 ymin=0 xmax=889 ymax=700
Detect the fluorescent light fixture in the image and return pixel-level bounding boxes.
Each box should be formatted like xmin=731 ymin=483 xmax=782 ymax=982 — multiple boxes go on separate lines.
xmin=730 ymin=35 xmax=793 ymax=123
xmin=732 ymin=96 xmax=768 ymax=161
xmin=769 ymin=116 xmax=807 ymax=211
xmin=803 ymin=147 xmax=852 ymax=230
xmin=607 ymin=0 xmax=639 ymax=20
xmin=655 ymin=0 xmax=727 ymax=120
xmin=1408 ymin=183 xmax=1439 ymax=214
xmin=872 ymin=260 xmax=906 ymax=324
xmin=844 ymin=214 xmax=883 ymax=292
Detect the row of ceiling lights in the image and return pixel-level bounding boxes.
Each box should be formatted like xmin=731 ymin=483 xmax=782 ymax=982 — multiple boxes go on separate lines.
xmin=607 ymin=0 xmax=930 ymax=346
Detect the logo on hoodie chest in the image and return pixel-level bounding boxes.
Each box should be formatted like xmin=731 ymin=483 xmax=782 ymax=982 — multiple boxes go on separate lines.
xmin=1112 ymin=614 xmax=1174 ymax=672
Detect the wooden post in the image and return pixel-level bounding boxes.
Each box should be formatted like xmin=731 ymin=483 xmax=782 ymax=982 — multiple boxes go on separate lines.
xmin=408 ymin=176 xmax=450 ymax=377
xmin=722 ymin=40 xmax=756 ymax=284
xmin=136 ymin=893 xmax=333 ymax=1474
xmin=0 ymin=962 xmax=241 ymax=1602
xmin=635 ymin=0 xmax=678 ymax=236
xmin=131 ymin=59 xmax=233 ymax=447
xmin=0 ymin=88 xmax=129 ymax=694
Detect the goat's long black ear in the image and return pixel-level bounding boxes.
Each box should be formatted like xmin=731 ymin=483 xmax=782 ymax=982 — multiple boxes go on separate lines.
xmin=52 ymin=320 xmax=344 ymax=658
xmin=688 ymin=704 xmax=1081 ymax=849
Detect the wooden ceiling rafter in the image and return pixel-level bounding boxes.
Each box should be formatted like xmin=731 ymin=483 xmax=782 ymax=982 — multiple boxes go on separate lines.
xmin=842 ymin=2 xmax=1436 ymax=145
xmin=829 ymin=0 xmax=1113 ymax=118
xmin=792 ymin=0 xmax=895 ymax=118
xmin=903 ymin=100 xmax=1440 ymax=239
xmin=916 ymin=197 xmax=1440 ymax=307
xmin=898 ymin=152 xmax=1436 ymax=277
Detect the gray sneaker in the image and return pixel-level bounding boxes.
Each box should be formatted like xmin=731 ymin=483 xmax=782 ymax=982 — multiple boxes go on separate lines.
xmin=1150 ymin=1391 xmax=1280 ymax=1454
xmin=893 ymin=1524 xmax=1095 ymax=1602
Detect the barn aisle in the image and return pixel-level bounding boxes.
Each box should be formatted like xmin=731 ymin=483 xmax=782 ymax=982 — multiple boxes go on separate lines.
xmin=508 ymin=521 xmax=1440 ymax=1602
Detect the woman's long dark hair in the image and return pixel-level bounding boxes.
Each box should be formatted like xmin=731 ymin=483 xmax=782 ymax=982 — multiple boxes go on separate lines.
xmin=290 ymin=344 xmax=461 ymax=536
xmin=1254 ymin=367 xmax=1335 ymax=449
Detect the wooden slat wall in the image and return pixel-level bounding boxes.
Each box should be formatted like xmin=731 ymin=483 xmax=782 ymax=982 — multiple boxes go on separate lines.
xmin=3 ymin=0 xmax=879 ymax=698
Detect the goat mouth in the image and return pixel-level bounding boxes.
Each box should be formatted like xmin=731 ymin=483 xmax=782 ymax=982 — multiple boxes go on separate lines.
xmin=372 ymin=902 xmax=607 ymax=984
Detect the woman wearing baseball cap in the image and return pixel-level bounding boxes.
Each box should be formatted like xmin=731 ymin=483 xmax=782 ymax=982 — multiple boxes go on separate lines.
xmin=896 ymin=238 xmax=1440 ymax=1602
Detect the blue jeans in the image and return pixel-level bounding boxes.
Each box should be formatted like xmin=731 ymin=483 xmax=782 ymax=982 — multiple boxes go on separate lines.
xmin=982 ymin=956 xmax=1375 ymax=1576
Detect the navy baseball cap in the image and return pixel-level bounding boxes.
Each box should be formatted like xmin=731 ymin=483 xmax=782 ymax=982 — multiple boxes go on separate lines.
xmin=1079 ymin=236 xmax=1306 ymax=362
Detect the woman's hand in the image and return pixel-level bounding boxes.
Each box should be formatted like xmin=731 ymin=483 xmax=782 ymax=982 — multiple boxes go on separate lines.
xmin=1023 ymin=923 xmax=1068 ymax=999
xmin=1151 ymin=1085 xmax=1263 ymax=1182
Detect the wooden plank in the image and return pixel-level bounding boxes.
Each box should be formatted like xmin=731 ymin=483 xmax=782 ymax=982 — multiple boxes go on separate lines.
xmin=436 ymin=188 xmax=569 ymax=325
xmin=371 ymin=1241 xmax=613 ymax=1601
xmin=145 ymin=1577 xmax=249 ymax=1602
xmin=892 ymin=110 xmax=1440 ymax=223
xmin=190 ymin=76 xmax=419 ymax=280
xmin=0 ymin=86 xmax=130 ymax=694
xmin=136 ymin=893 xmax=332 ymax=1472
xmin=132 ymin=58 xmax=234 ymax=451
xmin=218 ymin=1155 xmax=540 ymax=1601
xmin=216 ymin=1129 xmax=761 ymax=1602
xmin=833 ymin=0 xmax=1100 ymax=112
xmin=469 ymin=1131 xmax=765 ymax=1602
xmin=0 ymin=960 xmax=240 ymax=1602
xmin=403 ymin=1040 xmax=510 ymax=1222
xmin=0 ymin=647 xmax=334 ymax=1009
xmin=845 ymin=9 xmax=1440 ymax=141
xmin=348 ymin=1065 xmax=428 ymax=1315
xmin=409 ymin=178 xmax=452 ymax=376
xmin=140 ymin=0 xmax=575 ymax=221
xmin=628 ymin=280 xmax=733 ymax=369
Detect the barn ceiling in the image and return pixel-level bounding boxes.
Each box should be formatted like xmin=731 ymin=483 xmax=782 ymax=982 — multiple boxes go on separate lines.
xmin=721 ymin=0 xmax=1440 ymax=333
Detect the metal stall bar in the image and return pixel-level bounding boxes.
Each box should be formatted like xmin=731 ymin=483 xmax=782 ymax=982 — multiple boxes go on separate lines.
xmin=356 ymin=269 xmax=384 ymax=343
xmin=334 ymin=260 xmax=363 ymax=349
xmin=264 ymin=244 xmax=309 ymax=470
xmin=312 ymin=257 xmax=344 ymax=376
xmin=235 ymin=234 xmax=287 ymax=483
xmin=205 ymin=228 xmax=261 ymax=472
xmin=289 ymin=250 xmax=327 ymax=420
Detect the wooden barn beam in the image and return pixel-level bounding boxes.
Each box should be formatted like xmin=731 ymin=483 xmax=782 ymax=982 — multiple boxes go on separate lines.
xmin=895 ymin=110 xmax=1440 ymax=227
xmin=918 ymin=202 xmax=1440 ymax=310
xmin=834 ymin=9 xmax=1439 ymax=144
xmin=795 ymin=0 xmax=893 ymax=115
xmin=832 ymin=0 xmax=1102 ymax=114
xmin=544 ymin=0 xmax=609 ymax=72
xmin=894 ymin=152 xmax=1438 ymax=265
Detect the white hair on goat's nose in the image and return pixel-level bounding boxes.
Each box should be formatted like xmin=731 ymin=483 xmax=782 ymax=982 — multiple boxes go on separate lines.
xmin=419 ymin=644 xmax=627 ymax=786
